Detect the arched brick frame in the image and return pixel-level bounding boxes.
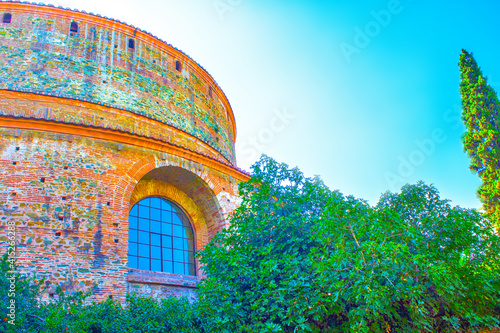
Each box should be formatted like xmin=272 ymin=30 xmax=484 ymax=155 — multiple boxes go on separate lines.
xmin=117 ymin=156 xmax=226 ymax=237
xmin=119 ymin=156 xmax=230 ymax=278
xmin=129 ymin=179 xmax=209 ymax=253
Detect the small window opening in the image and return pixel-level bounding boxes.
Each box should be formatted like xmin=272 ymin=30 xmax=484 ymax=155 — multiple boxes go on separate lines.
xmin=15 ymin=147 xmax=19 ymax=151
xmin=12 ymin=162 xmax=16 ymax=165
xmin=55 ymin=232 xmax=61 ymax=237
xmin=128 ymin=38 xmax=135 ymax=49
xmin=3 ymin=13 xmax=12 ymax=24
xmin=113 ymin=223 xmax=119 ymax=228
xmin=40 ymin=177 xmax=45 ymax=183
xmin=11 ymin=192 xmax=16 ymax=196
xmin=70 ymin=21 xmax=78 ymax=34
xmin=106 ymin=202 xmax=110 ymax=206
xmin=175 ymin=60 xmax=182 ymax=72
xmin=63 ymin=166 xmax=68 ymax=170
xmin=114 ymin=239 xmax=119 ymax=244
xmin=62 ymin=196 xmax=66 ymax=201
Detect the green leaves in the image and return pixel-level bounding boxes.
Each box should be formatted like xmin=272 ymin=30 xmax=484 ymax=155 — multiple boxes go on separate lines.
xmin=198 ymin=156 xmax=500 ymax=332
xmin=0 ymin=256 xmax=220 ymax=333
xmin=2 ymin=154 xmax=499 ymax=332
xmin=459 ymin=49 xmax=500 ymax=228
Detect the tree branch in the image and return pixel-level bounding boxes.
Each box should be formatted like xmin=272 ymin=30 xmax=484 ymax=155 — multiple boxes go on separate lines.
xmin=349 ymin=222 xmax=366 ymax=264
xmin=28 ymin=314 xmax=46 ymax=323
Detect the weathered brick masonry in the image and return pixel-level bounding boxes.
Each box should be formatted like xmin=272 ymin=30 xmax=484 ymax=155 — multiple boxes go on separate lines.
xmin=0 ymin=1 xmax=248 ymax=302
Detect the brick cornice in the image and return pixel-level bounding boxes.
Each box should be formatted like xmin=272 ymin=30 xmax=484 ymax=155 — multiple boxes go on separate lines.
xmin=0 ymin=1 xmax=236 ymax=142
xmin=0 ymin=116 xmax=250 ymax=182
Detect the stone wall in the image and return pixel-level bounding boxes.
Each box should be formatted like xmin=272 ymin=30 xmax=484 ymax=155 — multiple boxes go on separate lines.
xmin=0 ymin=127 xmax=244 ymax=301
xmin=0 ymin=2 xmax=236 ymax=164
xmin=0 ymin=2 xmax=248 ymax=302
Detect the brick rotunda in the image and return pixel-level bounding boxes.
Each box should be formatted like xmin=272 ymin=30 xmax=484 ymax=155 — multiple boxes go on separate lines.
xmin=0 ymin=1 xmax=248 ymax=302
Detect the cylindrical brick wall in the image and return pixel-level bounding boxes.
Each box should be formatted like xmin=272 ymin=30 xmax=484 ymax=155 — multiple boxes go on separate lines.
xmin=0 ymin=1 xmax=248 ymax=302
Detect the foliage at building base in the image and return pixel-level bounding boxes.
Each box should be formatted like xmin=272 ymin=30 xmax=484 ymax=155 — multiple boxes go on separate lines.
xmin=198 ymin=156 xmax=500 ymax=333
xmin=2 ymin=156 xmax=499 ymax=332
xmin=0 ymin=256 xmax=218 ymax=333
xmin=459 ymin=49 xmax=500 ymax=228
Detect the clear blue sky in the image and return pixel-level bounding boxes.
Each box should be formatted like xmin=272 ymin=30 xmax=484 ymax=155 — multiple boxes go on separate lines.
xmin=36 ymin=0 xmax=500 ymax=208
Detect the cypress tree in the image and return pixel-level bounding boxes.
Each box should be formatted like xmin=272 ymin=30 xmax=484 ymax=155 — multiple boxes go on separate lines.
xmin=458 ymin=49 xmax=500 ymax=227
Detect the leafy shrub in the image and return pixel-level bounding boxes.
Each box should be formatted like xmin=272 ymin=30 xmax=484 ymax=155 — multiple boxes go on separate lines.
xmin=0 ymin=256 xmax=218 ymax=332
xmin=198 ymin=155 xmax=500 ymax=332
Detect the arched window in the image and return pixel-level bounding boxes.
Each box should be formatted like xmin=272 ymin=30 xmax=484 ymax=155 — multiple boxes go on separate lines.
xmin=128 ymin=197 xmax=195 ymax=275
xmin=128 ymin=38 xmax=135 ymax=50
xmin=3 ymin=13 xmax=12 ymax=24
xmin=70 ymin=21 xmax=78 ymax=34
xmin=175 ymin=60 xmax=182 ymax=72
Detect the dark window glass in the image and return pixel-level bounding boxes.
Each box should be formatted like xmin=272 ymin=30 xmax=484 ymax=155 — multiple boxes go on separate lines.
xmin=161 ymin=210 xmax=171 ymax=222
xmin=138 ymin=218 xmax=149 ymax=231
xmin=151 ymin=197 xmax=161 ymax=208
xmin=163 ymin=248 xmax=173 ymax=261
xmin=129 ymin=242 xmax=137 ymax=256
xmin=174 ymin=262 xmax=184 ymax=275
xmin=151 ymin=259 xmax=161 ymax=271
xmin=139 ymin=244 xmax=150 ymax=257
xmin=151 ymin=246 xmax=161 ymax=259
xmin=129 ymin=216 xmax=138 ymax=229
xmin=162 ymin=223 xmax=172 ymax=235
xmin=151 ymin=208 xmax=161 ymax=220
xmin=138 ymin=231 xmax=149 ymax=244
xmin=3 ymin=14 xmax=11 ymax=24
xmin=151 ymin=233 xmax=161 ymax=246
xmin=162 ymin=261 xmax=173 ymax=273
xmin=162 ymin=200 xmax=172 ymax=210
xmin=129 ymin=256 xmax=137 ymax=268
xmin=162 ymin=235 xmax=172 ymax=248
xmin=128 ymin=38 xmax=135 ymax=49
xmin=128 ymin=197 xmax=195 ymax=275
xmin=138 ymin=257 xmax=149 ymax=270
xmin=70 ymin=21 xmax=78 ymax=33
xmin=172 ymin=214 xmax=182 ymax=225
xmin=175 ymin=60 xmax=182 ymax=71
xmin=173 ymin=237 xmax=183 ymax=250
xmin=151 ymin=221 xmax=161 ymax=233
xmin=173 ymin=249 xmax=183 ymax=262
xmin=139 ymin=206 xmax=149 ymax=218
xmin=173 ymin=225 xmax=183 ymax=237
xmin=186 ymin=251 xmax=194 ymax=264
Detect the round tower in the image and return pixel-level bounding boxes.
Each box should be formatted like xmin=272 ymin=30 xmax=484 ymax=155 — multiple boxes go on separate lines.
xmin=0 ymin=1 xmax=248 ymax=301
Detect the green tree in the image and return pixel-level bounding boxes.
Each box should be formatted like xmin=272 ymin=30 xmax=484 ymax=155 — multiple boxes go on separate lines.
xmin=459 ymin=49 xmax=500 ymax=227
xmin=0 ymin=253 xmax=47 ymax=332
xmin=0 ymin=253 xmax=219 ymax=332
xmin=198 ymin=155 xmax=500 ymax=332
